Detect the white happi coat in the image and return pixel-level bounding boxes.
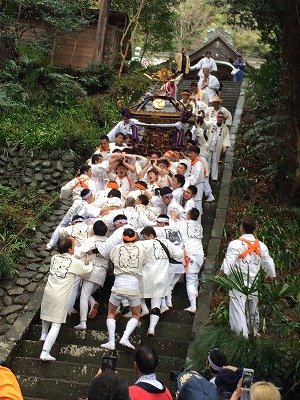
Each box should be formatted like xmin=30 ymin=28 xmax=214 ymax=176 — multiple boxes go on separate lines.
xmin=140 ymin=238 xmax=184 ymax=298
xmin=74 ymin=235 xmax=109 ymax=286
xmin=40 ymin=253 xmax=92 ymax=323
xmin=136 ymin=204 xmax=157 ymax=221
xmin=59 ymin=222 xmax=92 ymax=248
xmin=198 ymin=75 xmax=220 ymax=102
xmin=110 ymin=242 xmax=148 ymax=296
xmin=221 ymin=233 xmax=276 ymax=337
xmin=190 ymin=57 xmax=218 ymax=78
xmin=186 ymin=158 xmax=205 ymax=201
xmin=154 ymin=226 xmax=185 ymax=274
xmin=207 ymin=122 xmax=230 ymax=162
xmin=97 ymin=223 xmax=135 ymax=258
xmin=91 ymin=160 xmax=110 ymax=192
xmin=221 ymin=234 xmax=276 ymax=290
xmin=60 ymin=174 xmax=96 ymax=201
xmin=107 ymin=119 xmax=139 ymax=142
xmin=171 ymin=219 xmax=204 ymax=273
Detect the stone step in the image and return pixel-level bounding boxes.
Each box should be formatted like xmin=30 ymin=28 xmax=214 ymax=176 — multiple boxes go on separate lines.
xmin=12 ymin=352 xmax=184 ymax=379
xmin=29 ymin=317 xmax=192 ymax=344
xmin=19 ymin=333 xmax=190 ymax=360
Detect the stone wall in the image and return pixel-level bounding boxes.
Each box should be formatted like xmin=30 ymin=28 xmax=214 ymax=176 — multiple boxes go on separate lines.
xmin=0 ymin=146 xmax=78 ymax=339
xmin=0 ymin=147 xmax=78 ymax=192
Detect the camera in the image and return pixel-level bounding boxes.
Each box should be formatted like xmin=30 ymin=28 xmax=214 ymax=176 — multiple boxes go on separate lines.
xmin=101 ymin=355 xmax=117 ymax=372
xmin=241 ymin=368 xmax=254 ymax=391
xmin=150 ymin=159 xmax=155 ymax=164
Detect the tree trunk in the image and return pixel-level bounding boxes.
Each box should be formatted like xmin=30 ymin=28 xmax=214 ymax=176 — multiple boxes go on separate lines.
xmin=93 ymin=0 xmax=111 ymax=63
xmin=117 ymin=0 xmax=146 ymax=78
xmin=281 ymin=0 xmax=300 ymax=196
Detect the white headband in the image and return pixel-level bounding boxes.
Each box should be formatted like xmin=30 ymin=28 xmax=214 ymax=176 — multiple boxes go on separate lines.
xmin=113 ymin=219 xmax=127 ymax=226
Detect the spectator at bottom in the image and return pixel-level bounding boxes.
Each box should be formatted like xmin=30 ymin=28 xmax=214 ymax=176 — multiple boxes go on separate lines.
xmin=129 ymin=346 xmax=172 ymax=400
xmin=87 ymin=369 xmax=129 ymax=400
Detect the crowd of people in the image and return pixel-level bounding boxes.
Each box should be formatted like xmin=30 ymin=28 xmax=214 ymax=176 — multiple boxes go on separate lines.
xmin=30 ymin=47 xmax=281 ymax=399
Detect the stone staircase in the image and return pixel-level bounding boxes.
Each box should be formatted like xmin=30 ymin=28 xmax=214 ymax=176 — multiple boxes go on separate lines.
xmin=11 ymin=282 xmax=193 ymax=399
xmin=7 ymin=79 xmax=243 ymax=400
xmin=177 ymin=79 xmax=242 ymax=116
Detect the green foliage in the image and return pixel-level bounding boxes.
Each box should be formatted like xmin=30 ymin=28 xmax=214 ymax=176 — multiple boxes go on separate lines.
xmin=191 ymin=325 xmax=300 ymax=385
xmin=245 ymin=58 xmax=280 ymax=117
xmin=79 ymin=63 xmax=115 ymax=95
xmin=209 ymin=0 xmax=283 ymax=52
xmin=247 ymin=204 xmax=300 ymax=272
xmin=0 ymin=0 xmax=92 ymax=53
xmin=0 ymin=253 xmax=16 ymax=283
xmin=230 ymin=176 xmax=254 ymax=199
xmin=0 ymin=183 xmax=54 ymax=237
xmin=0 ymin=44 xmax=87 ymax=108
xmin=0 ymin=104 xmax=100 ymax=155
xmin=112 ymin=0 xmax=180 ymax=56
xmin=209 ymin=299 xmax=229 ymax=325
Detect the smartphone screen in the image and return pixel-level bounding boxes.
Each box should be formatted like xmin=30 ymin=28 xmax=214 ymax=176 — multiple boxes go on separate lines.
xmin=241 ymin=368 xmax=254 ymax=390
xmin=101 ymin=356 xmax=117 ymax=372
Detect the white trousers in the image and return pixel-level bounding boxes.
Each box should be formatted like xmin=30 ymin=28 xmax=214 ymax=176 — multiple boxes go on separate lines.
xmin=204 ymin=177 xmax=213 ymax=196
xmin=186 ymin=273 xmax=199 ymax=297
xmin=80 ymin=280 xmax=99 ymax=322
xmin=68 ymin=276 xmax=82 ymax=312
xmin=229 ymin=292 xmax=259 ymax=338
xmin=42 ymin=320 xmax=61 ymax=353
xmin=208 ymin=150 xmax=218 ymax=180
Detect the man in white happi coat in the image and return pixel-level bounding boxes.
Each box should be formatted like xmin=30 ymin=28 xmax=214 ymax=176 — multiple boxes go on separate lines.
xmin=47 ymin=164 xmax=96 ymax=250
xmin=198 ymin=67 xmax=220 ymax=102
xmin=89 ymin=153 xmax=121 ymax=193
xmin=190 ymin=81 xmax=209 ymax=107
xmin=171 ymin=174 xmax=185 ymax=204
xmin=101 ymin=228 xmax=148 ymax=350
xmin=158 ymin=186 xmax=185 ymax=221
xmin=73 ymin=220 xmax=110 ymax=330
xmin=170 ymin=208 xmax=204 ymax=314
xmin=139 ymin=226 xmax=184 ymax=336
xmin=96 ymin=214 xmax=134 ymax=258
xmin=108 ymin=196 xmax=154 ymax=231
xmin=59 ymin=214 xmax=92 ymax=314
xmin=93 ymin=135 xmax=111 ymax=161
xmin=135 ymin=194 xmax=157 ymax=222
xmin=190 ymin=51 xmax=218 ymax=79
xmin=107 ymin=162 xmax=136 ymax=198
xmin=127 ymin=180 xmax=148 ymax=200
xmin=205 ymin=95 xmax=232 ymax=127
xmin=107 ymin=108 xmax=139 ymax=143
xmin=219 ymin=216 xmax=276 ymax=338
xmin=206 ymin=111 xmax=230 ymax=181
xmin=193 ymin=121 xmax=214 ymax=202
xmin=154 ymin=215 xmax=185 ymax=310
xmin=186 ymin=145 xmax=205 ymax=214
xmin=39 ymin=237 xmax=92 ymax=361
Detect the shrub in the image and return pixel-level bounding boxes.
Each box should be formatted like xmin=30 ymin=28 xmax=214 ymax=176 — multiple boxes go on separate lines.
xmin=0 ymin=253 xmax=16 ymax=283
xmin=79 ymin=62 xmax=115 ymax=95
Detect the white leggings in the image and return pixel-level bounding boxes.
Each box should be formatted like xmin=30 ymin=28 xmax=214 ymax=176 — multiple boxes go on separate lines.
xmin=80 ymin=280 xmax=100 ymax=322
xmin=68 ymin=276 xmax=82 ymax=312
xmin=42 ymin=320 xmax=61 ymax=353
xmin=186 ymin=273 xmax=199 ymax=297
